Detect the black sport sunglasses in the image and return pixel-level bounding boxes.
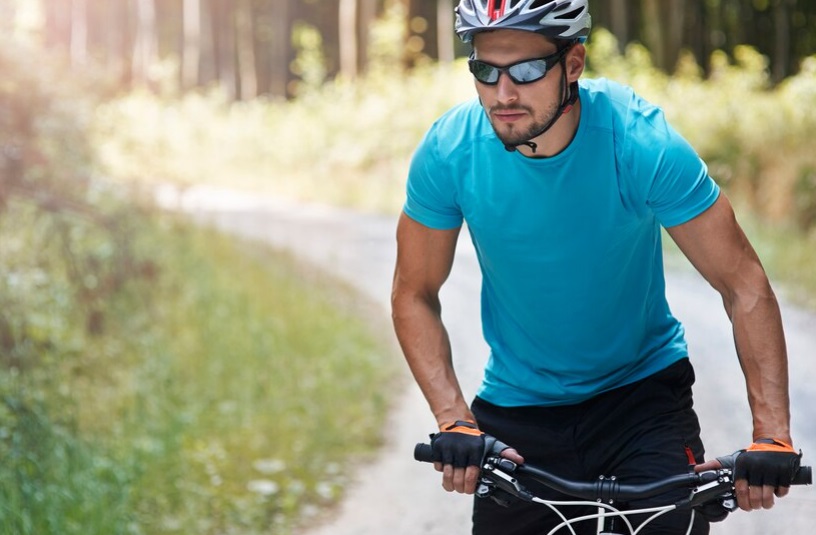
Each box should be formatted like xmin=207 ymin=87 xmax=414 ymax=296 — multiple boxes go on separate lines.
xmin=468 ymin=46 xmax=570 ymax=85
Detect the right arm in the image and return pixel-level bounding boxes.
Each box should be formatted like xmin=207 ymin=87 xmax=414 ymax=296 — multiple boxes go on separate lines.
xmin=392 ymin=212 xmax=525 ymax=493
xmin=391 ymin=212 xmax=472 ymax=428
xmin=392 ymin=212 xmax=486 ymax=494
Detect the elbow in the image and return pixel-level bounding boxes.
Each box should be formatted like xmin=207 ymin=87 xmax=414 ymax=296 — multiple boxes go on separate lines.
xmin=390 ymin=280 xmax=441 ymax=326
xmin=713 ymin=263 xmax=778 ymax=316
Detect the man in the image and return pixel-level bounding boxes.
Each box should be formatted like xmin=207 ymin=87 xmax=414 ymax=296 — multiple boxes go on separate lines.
xmin=391 ymin=0 xmax=800 ymax=534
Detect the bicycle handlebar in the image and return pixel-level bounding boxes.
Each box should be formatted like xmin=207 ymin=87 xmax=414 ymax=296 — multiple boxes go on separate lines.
xmin=414 ymin=442 xmax=812 ymax=505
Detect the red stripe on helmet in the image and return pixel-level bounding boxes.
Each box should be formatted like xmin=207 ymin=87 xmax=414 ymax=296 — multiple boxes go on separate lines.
xmin=487 ymin=0 xmax=505 ymax=21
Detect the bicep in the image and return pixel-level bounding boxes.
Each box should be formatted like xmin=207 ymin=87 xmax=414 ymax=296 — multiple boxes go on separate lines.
xmin=393 ymin=211 xmax=461 ymax=303
xmin=666 ymin=194 xmax=768 ymax=298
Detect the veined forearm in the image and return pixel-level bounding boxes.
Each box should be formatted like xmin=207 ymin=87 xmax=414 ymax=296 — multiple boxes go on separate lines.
xmin=392 ymin=293 xmax=474 ymax=427
xmin=729 ymin=283 xmax=791 ymax=443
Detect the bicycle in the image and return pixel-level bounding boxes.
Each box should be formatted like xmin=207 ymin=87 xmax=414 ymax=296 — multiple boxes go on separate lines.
xmin=414 ymin=438 xmax=811 ymax=535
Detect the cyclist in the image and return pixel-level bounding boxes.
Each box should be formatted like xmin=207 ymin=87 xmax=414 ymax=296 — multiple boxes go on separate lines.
xmin=390 ymin=1 xmax=800 ymax=534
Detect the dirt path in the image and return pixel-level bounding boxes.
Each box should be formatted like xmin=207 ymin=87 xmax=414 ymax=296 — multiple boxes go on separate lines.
xmin=163 ymin=185 xmax=816 ymax=534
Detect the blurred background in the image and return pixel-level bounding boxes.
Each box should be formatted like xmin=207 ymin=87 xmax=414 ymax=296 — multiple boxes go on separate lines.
xmin=0 ymin=1 xmax=814 ymax=534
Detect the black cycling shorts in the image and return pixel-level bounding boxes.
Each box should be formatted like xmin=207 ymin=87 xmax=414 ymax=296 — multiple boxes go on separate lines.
xmin=471 ymin=358 xmax=709 ymax=535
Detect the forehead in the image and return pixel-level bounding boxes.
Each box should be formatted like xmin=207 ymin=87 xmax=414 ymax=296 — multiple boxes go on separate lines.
xmin=472 ymin=29 xmax=556 ymax=61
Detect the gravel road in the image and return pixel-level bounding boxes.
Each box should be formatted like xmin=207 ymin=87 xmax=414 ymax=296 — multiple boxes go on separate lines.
xmin=162 ymin=185 xmax=815 ymax=535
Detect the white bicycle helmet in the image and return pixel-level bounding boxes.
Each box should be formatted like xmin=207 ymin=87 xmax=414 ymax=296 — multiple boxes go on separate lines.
xmin=455 ymin=0 xmax=591 ymax=43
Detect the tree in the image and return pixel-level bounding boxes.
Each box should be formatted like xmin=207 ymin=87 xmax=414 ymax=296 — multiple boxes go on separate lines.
xmin=70 ymin=0 xmax=87 ymax=66
xmin=339 ymin=0 xmax=359 ymax=79
xmin=267 ymin=0 xmax=294 ymax=97
xmin=437 ymin=0 xmax=455 ymax=63
xmin=132 ymin=0 xmax=158 ymax=87
xmin=236 ymin=0 xmax=258 ymax=99
xmin=209 ymin=0 xmax=237 ymax=99
xmin=640 ymin=0 xmax=685 ymax=72
xmin=182 ymin=0 xmax=202 ymax=90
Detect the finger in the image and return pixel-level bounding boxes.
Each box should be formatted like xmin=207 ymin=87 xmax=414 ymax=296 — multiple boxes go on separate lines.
xmin=434 ymin=461 xmax=443 ymax=473
xmin=464 ymin=465 xmax=481 ymax=494
xmin=693 ymin=460 xmax=722 ymax=473
xmin=759 ymin=485 xmax=776 ymax=509
xmin=775 ymin=485 xmax=790 ymax=498
xmin=441 ymin=464 xmax=454 ymax=492
xmin=500 ymin=447 xmax=525 ymax=464
xmin=734 ymin=479 xmax=751 ymax=511
xmin=452 ymin=466 xmax=467 ymax=493
xmin=748 ymin=485 xmax=766 ymax=510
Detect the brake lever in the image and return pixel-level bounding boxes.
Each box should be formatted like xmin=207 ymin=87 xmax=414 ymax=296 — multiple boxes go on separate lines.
xmin=686 ymin=469 xmax=738 ymax=512
xmin=476 ymin=456 xmax=535 ymax=503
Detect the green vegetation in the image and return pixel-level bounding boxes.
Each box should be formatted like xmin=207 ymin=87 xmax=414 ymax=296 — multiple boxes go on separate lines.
xmin=1 ymin=37 xmax=396 ymax=534
xmin=1 ymin=213 xmax=395 ymax=535
xmin=95 ymin=29 xmax=816 ymax=305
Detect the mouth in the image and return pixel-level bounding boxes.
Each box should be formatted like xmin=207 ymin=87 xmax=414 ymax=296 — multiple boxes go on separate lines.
xmin=492 ymin=109 xmax=528 ymax=123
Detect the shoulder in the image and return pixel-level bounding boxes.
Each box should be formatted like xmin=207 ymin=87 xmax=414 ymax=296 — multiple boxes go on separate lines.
xmin=579 ymin=78 xmax=666 ymax=134
xmin=418 ymin=98 xmax=492 ymax=161
xmin=579 ymin=77 xmax=638 ymax=109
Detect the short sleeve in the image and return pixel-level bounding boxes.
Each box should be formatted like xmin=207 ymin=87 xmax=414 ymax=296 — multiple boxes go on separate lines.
xmin=622 ymin=96 xmax=720 ymax=228
xmin=403 ymin=127 xmax=464 ymax=230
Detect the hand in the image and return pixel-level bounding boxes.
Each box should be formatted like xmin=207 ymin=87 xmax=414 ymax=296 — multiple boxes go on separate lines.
xmin=430 ymin=421 xmax=524 ymax=494
xmin=733 ymin=438 xmax=801 ymax=511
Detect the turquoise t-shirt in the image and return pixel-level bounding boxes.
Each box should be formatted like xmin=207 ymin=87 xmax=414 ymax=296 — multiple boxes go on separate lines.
xmin=404 ymin=77 xmax=720 ymax=407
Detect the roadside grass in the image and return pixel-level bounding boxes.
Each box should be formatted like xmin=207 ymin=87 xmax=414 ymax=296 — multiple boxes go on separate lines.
xmin=0 ymin=205 xmax=398 ymax=535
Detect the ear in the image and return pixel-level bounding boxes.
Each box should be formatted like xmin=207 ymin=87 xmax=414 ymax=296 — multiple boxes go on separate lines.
xmin=565 ymin=44 xmax=586 ymax=83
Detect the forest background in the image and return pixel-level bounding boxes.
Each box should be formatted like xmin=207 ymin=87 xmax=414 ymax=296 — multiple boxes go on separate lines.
xmin=1 ymin=1 xmax=815 ymax=534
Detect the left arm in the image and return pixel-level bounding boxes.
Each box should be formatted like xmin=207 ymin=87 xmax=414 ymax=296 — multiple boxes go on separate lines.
xmin=666 ymin=193 xmax=792 ymax=510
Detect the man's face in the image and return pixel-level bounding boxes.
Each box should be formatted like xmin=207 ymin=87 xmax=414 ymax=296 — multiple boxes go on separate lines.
xmin=471 ymin=29 xmax=579 ymax=148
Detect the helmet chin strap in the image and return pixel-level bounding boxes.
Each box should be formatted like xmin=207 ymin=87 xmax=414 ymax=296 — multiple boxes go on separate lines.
xmin=503 ymin=69 xmax=579 ymax=154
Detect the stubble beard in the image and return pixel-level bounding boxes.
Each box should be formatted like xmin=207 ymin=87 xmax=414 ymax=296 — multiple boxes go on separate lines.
xmin=489 ymin=100 xmax=560 ymax=147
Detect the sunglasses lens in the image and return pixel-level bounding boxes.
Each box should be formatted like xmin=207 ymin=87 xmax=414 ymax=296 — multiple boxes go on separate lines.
xmin=469 ymin=61 xmax=500 ymax=84
xmin=469 ymin=58 xmax=551 ymax=85
xmin=508 ymin=59 xmax=548 ymax=84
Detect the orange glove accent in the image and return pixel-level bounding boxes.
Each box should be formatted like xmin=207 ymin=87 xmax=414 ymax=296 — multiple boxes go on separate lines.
xmin=746 ymin=438 xmax=795 ymax=453
xmin=440 ymin=420 xmax=484 ymax=437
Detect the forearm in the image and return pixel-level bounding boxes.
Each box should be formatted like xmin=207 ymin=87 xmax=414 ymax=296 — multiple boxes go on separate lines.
xmin=726 ymin=279 xmax=791 ymax=443
xmin=392 ymin=293 xmax=473 ymax=428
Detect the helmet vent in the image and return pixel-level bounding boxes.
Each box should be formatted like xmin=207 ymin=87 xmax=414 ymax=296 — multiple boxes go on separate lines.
xmin=529 ymin=0 xmax=551 ymax=9
xmin=554 ymin=7 xmax=584 ymax=19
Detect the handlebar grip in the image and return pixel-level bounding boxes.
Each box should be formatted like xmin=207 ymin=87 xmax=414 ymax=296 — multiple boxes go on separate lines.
xmin=793 ymin=465 xmax=812 ymax=486
xmin=414 ymin=443 xmax=434 ymax=463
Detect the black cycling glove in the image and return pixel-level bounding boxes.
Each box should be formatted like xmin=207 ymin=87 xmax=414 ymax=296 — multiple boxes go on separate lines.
xmin=734 ymin=438 xmax=801 ymax=487
xmin=430 ymin=420 xmax=486 ymax=468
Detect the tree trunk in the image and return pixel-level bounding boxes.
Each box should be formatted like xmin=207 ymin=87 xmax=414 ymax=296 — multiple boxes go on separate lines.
xmin=357 ymin=0 xmax=378 ymax=73
xmin=236 ymin=0 xmax=257 ymax=99
xmin=210 ymin=0 xmax=237 ymax=99
xmin=70 ymin=0 xmax=88 ymax=66
xmin=339 ymin=0 xmax=359 ymax=79
xmin=608 ymin=0 xmax=630 ymax=51
xmin=437 ymin=0 xmax=455 ymax=63
xmin=641 ymin=0 xmax=684 ymax=72
xmin=133 ymin=0 xmax=158 ymax=87
xmin=269 ymin=0 xmax=293 ymax=97
xmin=772 ymin=0 xmax=792 ymax=83
xmin=43 ymin=0 xmax=72 ymax=53
xmin=182 ymin=0 xmax=201 ymax=90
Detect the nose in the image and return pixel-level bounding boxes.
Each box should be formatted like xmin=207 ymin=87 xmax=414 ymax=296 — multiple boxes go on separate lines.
xmin=495 ymin=72 xmax=519 ymax=105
